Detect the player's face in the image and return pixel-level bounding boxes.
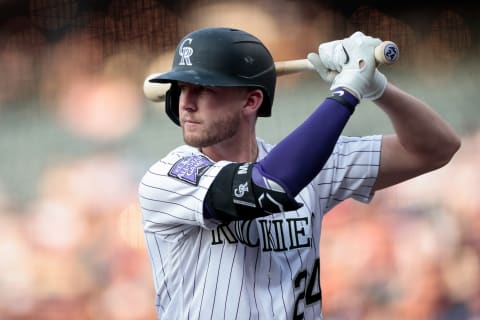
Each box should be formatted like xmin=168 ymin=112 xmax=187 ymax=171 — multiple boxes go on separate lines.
xmin=178 ymin=82 xmax=250 ymax=148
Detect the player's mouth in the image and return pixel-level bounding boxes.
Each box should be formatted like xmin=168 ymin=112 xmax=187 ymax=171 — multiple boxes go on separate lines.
xmin=182 ymin=118 xmax=201 ymax=128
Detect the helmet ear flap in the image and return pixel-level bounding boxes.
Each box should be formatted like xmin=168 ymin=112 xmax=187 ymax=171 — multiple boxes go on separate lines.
xmin=165 ymin=82 xmax=181 ymax=126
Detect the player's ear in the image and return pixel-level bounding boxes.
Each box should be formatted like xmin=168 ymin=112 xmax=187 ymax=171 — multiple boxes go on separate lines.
xmin=243 ymin=88 xmax=263 ymax=116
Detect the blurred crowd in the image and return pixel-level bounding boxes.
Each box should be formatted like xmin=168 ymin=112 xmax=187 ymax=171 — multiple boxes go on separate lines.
xmin=0 ymin=153 xmax=156 ymax=320
xmin=0 ymin=1 xmax=479 ymax=319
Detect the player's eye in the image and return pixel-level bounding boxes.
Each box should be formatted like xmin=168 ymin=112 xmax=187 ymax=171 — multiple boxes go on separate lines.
xmin=201 ymin=86 xmax=216 ymax=94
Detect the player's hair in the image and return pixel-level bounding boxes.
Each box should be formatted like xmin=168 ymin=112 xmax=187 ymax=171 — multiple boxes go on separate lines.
xmin=148 ymin=27 xmax=277 ymax=126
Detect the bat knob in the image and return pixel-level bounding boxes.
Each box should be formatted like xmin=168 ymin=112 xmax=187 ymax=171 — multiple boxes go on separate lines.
xmin=374 ymin=41 xmax=399 ymax=65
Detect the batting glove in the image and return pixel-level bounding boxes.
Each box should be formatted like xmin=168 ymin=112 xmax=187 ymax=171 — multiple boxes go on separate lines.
xmin=363 ymin=69 xmax=387 ymax=100
xmin=334 ymin=32 xmax=390 ymax=100
xmin=307 ymin=39 xmax=343 ymax=82
xmin=307 ymin=54 xmax=336 ymax=83
xmin=321 ymin=37 xmax=388 ymax=100
xmin=307 ymin=32 xmax=387 ymax=100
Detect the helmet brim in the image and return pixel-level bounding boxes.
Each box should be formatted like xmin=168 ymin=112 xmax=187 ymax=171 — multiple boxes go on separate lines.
xmin=148 ymin=68 xmax=250 ymax=88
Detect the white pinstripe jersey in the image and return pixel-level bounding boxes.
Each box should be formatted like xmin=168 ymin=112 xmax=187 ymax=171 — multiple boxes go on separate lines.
xmin=139 ymin=135 xmax=382 ymax=320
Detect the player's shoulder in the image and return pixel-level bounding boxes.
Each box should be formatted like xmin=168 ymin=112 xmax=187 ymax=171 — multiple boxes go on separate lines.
xmin=140 ymin=144 xmax=225 ymax=189
xmin=165 ymin=144 xmax=203 ymax=162
xmin=147 ymin=144 xmax=205 ymax=173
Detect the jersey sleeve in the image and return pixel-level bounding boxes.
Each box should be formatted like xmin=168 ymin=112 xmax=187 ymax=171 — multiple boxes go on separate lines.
xmin=138 ymin=147 xmax=230 ymax=239
xmin=313 ymin=135 xmax=382 ymax=212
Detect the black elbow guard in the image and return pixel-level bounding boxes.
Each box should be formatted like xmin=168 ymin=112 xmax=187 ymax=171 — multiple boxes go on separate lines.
xmin=204 ymin=162 xmax=302 ymax=222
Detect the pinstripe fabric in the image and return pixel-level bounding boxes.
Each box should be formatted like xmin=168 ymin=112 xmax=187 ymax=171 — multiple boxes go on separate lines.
xmin=139 ymin=136 xmax=382 ymax=320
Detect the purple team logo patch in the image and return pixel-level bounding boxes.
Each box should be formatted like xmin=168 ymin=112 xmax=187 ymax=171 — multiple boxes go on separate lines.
xmin=168 ymin=155 xmax=213 ymax=185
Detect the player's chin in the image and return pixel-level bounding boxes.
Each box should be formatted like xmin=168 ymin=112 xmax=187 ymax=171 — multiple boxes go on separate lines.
xmin=183 ymin=131 xmax=206 ymax=148
xmin=183 ymin=129 xmax=222 ymax=148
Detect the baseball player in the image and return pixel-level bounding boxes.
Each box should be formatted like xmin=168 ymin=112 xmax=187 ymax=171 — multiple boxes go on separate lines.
xmin=138 ymin=27 xmax=460 ymax=319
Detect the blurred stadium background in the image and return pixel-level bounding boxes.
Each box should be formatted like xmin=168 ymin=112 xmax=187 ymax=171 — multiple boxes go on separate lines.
xmin=0 ymin=0 xmax=479 ymax=319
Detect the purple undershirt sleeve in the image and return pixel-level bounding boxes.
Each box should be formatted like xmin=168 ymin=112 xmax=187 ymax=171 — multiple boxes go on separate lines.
xmin=255 ymin=89 xmax=358 ymax=197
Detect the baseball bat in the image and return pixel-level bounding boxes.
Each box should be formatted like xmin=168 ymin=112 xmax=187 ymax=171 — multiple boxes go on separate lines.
xmin=144 ymin=40 xmax=399 ymax=102
xmin=275 ymin=41 xmax=399 ymax=76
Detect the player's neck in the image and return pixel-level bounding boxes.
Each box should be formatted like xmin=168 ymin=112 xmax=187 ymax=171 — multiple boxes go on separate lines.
xmin=200 ymin=135 xmax=258 ymax=163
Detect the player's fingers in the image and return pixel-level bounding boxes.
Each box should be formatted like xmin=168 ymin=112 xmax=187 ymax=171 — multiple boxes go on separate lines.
xmin=318 ymin=39 xmax=343 ymax=72
xmin=307 ymin=52 xmax=335 ymax=83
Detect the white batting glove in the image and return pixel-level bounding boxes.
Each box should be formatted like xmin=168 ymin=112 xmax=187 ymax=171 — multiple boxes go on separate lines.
xmin=363 ymin=69 xmax=387 ymax=100
xmin=318 ymin=39 xmax=346 ymax=73
xmin=329 ymin=31 xmax=384 ymax=100
xmin=307 ymin=40 xmax=343 ymax=82
xmin=308 ymin=33 xmax=388 ymax=100
xmin=307 ymin=52 xmax=337 ymax=83
xmin=322 ymin=34 xmax=387 ymax=100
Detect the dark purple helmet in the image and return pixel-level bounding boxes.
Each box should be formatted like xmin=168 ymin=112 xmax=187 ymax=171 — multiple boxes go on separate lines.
xmin=148 ymin=27 xmax=276 ymax=126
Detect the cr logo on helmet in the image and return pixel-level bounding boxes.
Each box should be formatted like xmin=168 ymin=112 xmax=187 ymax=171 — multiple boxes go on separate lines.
xmin=179 ymin=38 xmax=193 ymax=66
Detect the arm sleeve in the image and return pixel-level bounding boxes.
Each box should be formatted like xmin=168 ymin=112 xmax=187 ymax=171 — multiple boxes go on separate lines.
xmin=257 ymin=89 xmax=358 ymax=198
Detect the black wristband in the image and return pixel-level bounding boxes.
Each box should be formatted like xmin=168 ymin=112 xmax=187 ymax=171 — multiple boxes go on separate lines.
xmin=326 ymin=88 xmax=359 ymax=114
xmin=326 ymin=95 xmax=356 ymax=114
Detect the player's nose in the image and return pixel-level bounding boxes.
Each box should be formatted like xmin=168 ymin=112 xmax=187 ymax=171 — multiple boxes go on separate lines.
xmin=179 ymin=87 xmax=198 ymax=112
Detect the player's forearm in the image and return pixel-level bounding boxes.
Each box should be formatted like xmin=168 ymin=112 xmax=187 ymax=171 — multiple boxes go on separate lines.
xmin=375 ymin=83 xmax=461 ymax=167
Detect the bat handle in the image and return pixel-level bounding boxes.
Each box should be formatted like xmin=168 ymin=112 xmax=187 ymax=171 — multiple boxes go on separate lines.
xmin=274 ymin=59 xmax=315 ymax=76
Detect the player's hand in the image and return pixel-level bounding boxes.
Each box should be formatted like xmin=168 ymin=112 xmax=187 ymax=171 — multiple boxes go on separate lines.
xmin=363 ymin=69 xmax=387 ymax=100
xmin=307 ymin=40 xmax=342 ymax=82
xmin=307 ymin=52 xmax=337 ymax=83
xmin=330 ymin=31 xmax=382 ymax=100
xmin=309 ymin=32 xmax=388 ymax=100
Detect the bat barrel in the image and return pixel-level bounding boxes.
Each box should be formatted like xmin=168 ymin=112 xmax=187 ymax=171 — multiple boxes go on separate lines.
xmin=143 ymin=73 xmax=170 ymax=102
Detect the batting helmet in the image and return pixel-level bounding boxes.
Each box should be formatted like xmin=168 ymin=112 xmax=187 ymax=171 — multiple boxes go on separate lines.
xmin=148 ymin=27 xmax=277 ymax=126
